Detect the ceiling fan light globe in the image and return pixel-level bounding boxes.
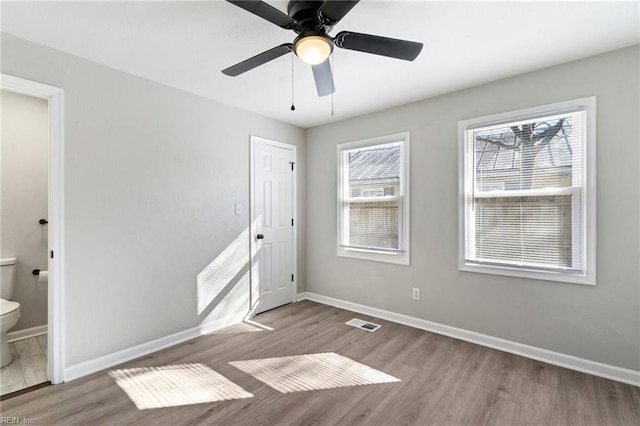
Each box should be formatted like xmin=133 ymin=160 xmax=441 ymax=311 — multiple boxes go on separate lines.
xmin=294 ymin=35 xmax=333 ymax=65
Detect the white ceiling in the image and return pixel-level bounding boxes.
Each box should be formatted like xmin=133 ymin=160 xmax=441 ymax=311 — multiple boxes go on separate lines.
xmin=1 ymin=1 xmax=638 ymax=128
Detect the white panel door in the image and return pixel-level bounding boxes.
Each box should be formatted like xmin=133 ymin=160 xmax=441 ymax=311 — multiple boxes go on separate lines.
xmin=252 ymin=138 xmax=295 ymax=314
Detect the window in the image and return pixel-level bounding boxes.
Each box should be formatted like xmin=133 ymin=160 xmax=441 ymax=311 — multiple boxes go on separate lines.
xmin=459 ymin=98 xmax=595 ymax=285
xmin=337 ymin=133 xmax=410 ymax=265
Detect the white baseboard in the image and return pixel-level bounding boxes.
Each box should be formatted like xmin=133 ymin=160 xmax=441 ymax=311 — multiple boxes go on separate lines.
xmin=8 ymin=325 xmax=48 ymax=342
xmin=298 ymin=292 xmax=640 ymax=387
xmin=64 ymin=313 xmax=246 ymax=382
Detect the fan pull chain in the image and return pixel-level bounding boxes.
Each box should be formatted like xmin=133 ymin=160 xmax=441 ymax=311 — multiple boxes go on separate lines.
xmin=290 ymin=53 xmax=296 ymax=111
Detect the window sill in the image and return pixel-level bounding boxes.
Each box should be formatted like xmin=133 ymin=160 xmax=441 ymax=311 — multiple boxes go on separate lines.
xmin=338 ymin=248 xmax=410 ymax=266
xmin=459 ymin=262 xmax=595 ymax=286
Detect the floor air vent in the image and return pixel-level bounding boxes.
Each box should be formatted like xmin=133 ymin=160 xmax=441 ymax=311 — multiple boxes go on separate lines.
xmin=345 ymin=318 xmax=382 ymax=332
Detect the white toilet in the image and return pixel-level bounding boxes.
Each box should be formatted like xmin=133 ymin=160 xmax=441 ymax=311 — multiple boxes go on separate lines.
xmin=1 ymin=257 xmax=21 ymax=368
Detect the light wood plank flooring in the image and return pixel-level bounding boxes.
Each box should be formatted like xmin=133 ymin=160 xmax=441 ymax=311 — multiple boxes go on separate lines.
xmin=2 ymin=302 xmax=639 ymax=425
xmin=1 ymin=335 xmax=48 ymax=395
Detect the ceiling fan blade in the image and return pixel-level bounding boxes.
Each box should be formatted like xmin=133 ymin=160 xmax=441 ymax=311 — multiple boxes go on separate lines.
xmin=318 ymin=0 xmax=360 ymax=24
xmin=226 ymin=0 xmax=295 ymax=29
xmin=222 ymin=44 xmax=293 ymax=76
xmin=334 ymin=31 xmax=423 ymax=61
xmin=311 ymin=59 xmax=335 ymax=97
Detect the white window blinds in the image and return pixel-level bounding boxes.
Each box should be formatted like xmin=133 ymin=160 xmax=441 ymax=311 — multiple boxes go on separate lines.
xmin=338 ymin=134 xmax=410 ymax=265
xmin=342 ymin=143 xmax=403 ymax=252
xmin=461 ymin=103 xmax=592 ymax=279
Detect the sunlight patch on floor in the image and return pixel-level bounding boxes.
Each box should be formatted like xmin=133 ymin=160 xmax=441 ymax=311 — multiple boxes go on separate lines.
xmin=229 ymin=352 xmax=400 ymax=393
xmin=109 ymin=363 xmax=253 ymax=410
xmin=244 ymin=319 xmax=274 ymax=331
xmin=210 ymin=320 xmax=275 ymax=335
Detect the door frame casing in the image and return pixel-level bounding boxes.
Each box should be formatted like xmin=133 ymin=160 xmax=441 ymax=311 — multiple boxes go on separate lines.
xmin=249 ymin=135 xmax=297 ymax=315
xmin=1 ymin=74 xmax=65 ymax=384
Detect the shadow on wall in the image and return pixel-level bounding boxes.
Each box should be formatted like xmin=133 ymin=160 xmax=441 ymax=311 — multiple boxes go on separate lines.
xmin=196 ymin=227 xmax=252 ymax=331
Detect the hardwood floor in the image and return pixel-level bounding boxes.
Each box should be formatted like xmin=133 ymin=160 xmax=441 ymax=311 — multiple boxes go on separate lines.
xmin=2 ymin=301 xmax=639 ymax=425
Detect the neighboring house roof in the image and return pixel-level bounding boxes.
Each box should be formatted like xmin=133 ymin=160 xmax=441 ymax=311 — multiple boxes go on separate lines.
xmin=475 ymin=120 xmax=574 ymax=173
xmin=349 ymin=146 xmax=400 ymax=182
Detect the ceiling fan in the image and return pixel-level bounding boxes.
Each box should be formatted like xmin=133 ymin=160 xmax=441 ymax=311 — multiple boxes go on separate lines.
xmin=222 ymin=0 xmax=423 ymax=97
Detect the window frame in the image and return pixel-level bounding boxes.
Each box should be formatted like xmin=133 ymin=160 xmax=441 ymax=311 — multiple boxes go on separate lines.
xmin=458 ymin=98 xmax=596 ymax=285
xmin=337 ymin=133 xmax=410 ymax=265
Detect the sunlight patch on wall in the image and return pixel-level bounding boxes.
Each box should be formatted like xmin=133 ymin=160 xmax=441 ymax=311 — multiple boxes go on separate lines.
xmin=199 ymin=269 xmax=250 ymax=333
xmin=197 ymin=228 xmax=250 ymax=314
xmin=109 ymin=363 xmax=253 ymax=410
xmin=229 ymin=352 xmax=400 ymax=393
xmin=250 ymin=257 xmax=260 ymax=313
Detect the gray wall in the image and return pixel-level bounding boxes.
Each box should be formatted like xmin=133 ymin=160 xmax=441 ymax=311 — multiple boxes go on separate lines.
xmin=1 ymin=33 xmax=306 ymax=367
xmin=305 ymin=46 xmax=640 ymax=371
xmin=1 ymin=90 xmax=49 ymax=331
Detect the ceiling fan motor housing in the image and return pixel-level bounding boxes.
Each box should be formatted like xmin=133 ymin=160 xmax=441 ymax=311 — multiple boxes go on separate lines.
xmin=287 ymin=0 xmax=333 ymax=34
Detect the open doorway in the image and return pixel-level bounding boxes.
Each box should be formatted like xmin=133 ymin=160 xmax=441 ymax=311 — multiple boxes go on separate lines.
xmin=1 ymin=75 xmax=65 ymax=395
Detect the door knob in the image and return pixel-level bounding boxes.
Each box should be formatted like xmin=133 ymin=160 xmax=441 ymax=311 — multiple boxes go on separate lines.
xmin=256 ymin=234 xmax=265 ymax=240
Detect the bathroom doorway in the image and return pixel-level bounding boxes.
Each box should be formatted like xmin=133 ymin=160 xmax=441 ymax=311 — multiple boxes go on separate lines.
xmin=0 ymin=75 xmax=65 ymax=395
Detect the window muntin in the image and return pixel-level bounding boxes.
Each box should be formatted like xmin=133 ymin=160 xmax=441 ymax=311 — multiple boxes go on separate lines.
xmin=460 ymin=98 xmax=595 ymax=284
xmin=338 ymin=134 xmax=409 ymax=265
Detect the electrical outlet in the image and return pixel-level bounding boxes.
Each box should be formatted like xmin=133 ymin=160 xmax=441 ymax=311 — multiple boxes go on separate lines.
xmin=412 ymin=288 xmax=421 ymax=301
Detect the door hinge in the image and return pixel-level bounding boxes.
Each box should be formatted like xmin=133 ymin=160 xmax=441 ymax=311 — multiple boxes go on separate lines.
xmin=289 ymin=161 xmax=295 ymax=171
xmin=291 ymin=274 xmax=294 ymax=282
xmin=291 ymin=218 xmax=294 ymax=226
xmin=50 ymin=250 xmax=54 ymax=259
